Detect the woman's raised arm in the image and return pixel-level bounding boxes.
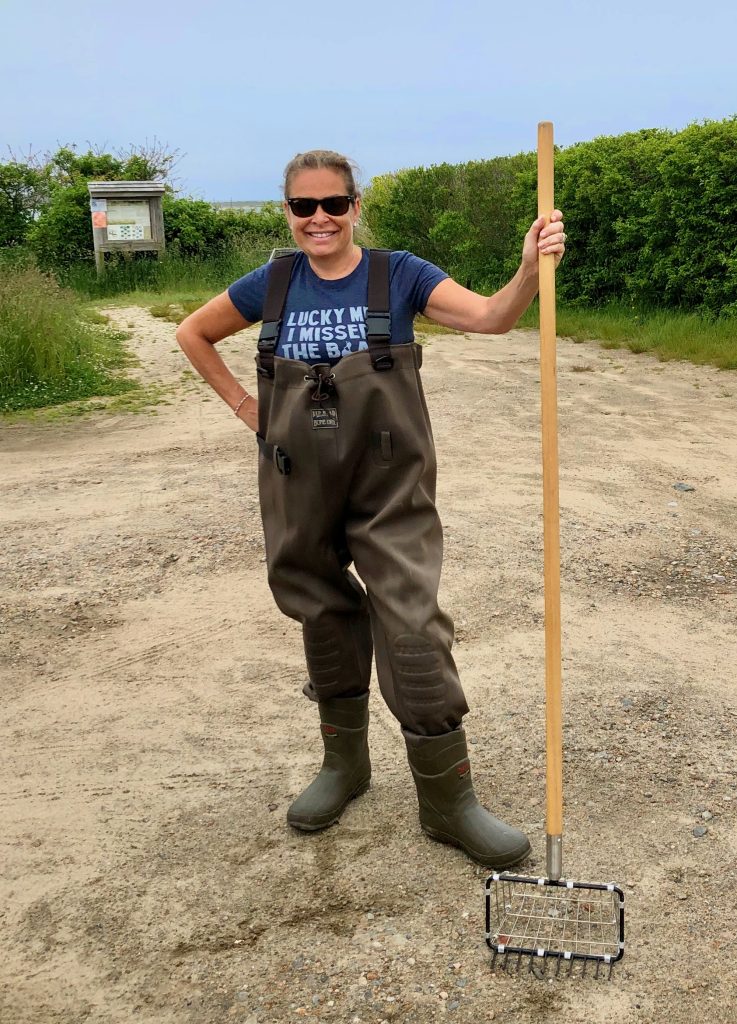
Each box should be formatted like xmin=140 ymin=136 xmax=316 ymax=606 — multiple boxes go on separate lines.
xmin=422 ymin=211 xmax=566 ymax=335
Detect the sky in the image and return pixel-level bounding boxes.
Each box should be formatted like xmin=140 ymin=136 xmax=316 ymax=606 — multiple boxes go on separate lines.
xmin=1 ymin=0 xmax=735 ymax=201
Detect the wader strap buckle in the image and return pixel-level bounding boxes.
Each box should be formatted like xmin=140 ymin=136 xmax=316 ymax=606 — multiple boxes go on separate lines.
xmin=366 ymin=251 xmax=394 ymax=371
xmin=366 ymin=313 xmax=391 ymax=340
xmin=256 ymin=323 xmax=280 ymax=377
xmin=256 ymin=434 xmax=291 ymax=475
xmin=256 ymin=252 xmax=298 ymax=378
xmin=371 ymin=352 xmax=394 ymax=371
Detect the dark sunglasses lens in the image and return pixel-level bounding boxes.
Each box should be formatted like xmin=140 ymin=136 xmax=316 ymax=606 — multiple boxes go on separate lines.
xmin=320 ymin=196 xmax=351 ymax=216
xmin=289 ymin=198 xmax=318 ymax=217
xmin=288 ymin=196 xmax=352 ymax=218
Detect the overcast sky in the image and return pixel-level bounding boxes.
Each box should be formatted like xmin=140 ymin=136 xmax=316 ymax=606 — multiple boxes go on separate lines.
xmin=2 ymin=0 xmax=735 ymax=201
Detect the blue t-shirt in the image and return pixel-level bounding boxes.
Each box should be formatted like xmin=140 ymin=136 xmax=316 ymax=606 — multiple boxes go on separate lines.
xmin=227 ymin=248 xmax=447 ymax=364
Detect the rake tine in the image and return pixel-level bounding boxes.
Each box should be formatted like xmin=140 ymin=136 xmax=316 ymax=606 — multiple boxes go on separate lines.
xmin=567 ymin=957 xmax=574 ymax=978
xmin=516 ymin=952 xmax=523 ymax=974
xmin=490 ymin=950 xmax=497 ymax=971
xmin=582 ymin=959 xmax=588 ymax=979
xmin=555 ymin=955 xmax=562 ymax=977
xmin=595 ymin=960 xmax=601 ymax=980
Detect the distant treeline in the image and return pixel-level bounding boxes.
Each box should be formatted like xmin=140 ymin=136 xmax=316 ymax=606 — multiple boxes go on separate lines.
xmin=362 ymin=117 xmax=737 ymax=317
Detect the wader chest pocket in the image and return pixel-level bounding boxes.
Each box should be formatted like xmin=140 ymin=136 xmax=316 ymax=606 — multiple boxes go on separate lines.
xmin=371 ymin=430 xmax=394 ymax=465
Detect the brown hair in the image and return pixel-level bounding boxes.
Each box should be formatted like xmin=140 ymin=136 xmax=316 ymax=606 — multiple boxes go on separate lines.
xmin=283 ymin=150 xmax=361 ymax=198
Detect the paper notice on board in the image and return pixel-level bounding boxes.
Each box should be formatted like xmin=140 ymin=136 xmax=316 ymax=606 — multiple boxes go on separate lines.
xmin=107 ymin=224 xmax=145 ymax=241
xmin=107 ymin=201 xmax=151 ymax=229
xmin=92 ymin=211 xmax=108 ymax=228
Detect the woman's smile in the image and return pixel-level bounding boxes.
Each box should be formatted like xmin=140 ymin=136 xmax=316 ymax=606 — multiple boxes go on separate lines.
xmin=284 ymin=167 xmax=361 ymax=274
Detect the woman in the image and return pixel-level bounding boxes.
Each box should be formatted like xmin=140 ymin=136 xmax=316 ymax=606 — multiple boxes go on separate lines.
xmin=177 ymin=149 xmax=565 ymax=869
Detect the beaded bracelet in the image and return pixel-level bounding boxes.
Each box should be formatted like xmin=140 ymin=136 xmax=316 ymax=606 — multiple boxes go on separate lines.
xmin=233 ymin=393 xmax=250 ymax=418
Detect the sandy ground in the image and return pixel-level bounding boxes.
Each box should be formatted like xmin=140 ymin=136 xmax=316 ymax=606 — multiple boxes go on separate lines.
xmin=2 ymin=307 xmax=736 ymax=1024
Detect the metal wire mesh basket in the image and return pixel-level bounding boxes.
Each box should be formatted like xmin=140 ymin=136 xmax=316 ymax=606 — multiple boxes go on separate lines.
xmin=486 ymin=872 xmax=625 ymax=975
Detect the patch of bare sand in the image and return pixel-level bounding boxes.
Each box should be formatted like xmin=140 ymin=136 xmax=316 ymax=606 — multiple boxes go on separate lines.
xmin=1 ymin=309 xmax=736 ymax=1023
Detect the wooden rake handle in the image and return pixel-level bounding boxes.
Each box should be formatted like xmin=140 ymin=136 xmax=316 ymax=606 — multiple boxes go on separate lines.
xmin=537 ymin=122 xmax=564 ymax=879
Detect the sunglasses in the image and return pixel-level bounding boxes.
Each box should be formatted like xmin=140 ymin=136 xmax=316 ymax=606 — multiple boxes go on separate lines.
xmin=286 ymin=195 xmax=355 ymax=218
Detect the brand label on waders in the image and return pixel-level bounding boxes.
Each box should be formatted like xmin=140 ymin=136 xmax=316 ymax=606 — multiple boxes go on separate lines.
xmin=311 ymin=408 xmax=338 ymax=429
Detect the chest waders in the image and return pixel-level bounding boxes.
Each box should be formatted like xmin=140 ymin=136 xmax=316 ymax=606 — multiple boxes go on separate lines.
xmin=254 ymin=249 xmax=530 ymax=868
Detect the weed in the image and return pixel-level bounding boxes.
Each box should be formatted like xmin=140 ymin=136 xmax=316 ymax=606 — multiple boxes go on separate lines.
xmin=0 ymin=265 xmax=140 ymax=413
xmin=149 ymin=300 xmax=204 ymax=325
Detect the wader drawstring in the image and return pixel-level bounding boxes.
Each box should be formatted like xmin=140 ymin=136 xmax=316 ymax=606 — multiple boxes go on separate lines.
xmin=304 ymin=366 xmax=338 ymax=403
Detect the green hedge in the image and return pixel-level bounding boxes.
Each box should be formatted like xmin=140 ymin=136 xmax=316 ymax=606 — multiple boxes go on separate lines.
xmin=363 ymin=117 xmax=737 ymax=316
xmin=362 ymin=153 xmax=535 ymax=290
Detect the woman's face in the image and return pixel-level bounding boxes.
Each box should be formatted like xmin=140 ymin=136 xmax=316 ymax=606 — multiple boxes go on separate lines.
xmin=284 ymin=167 xmax=360 ymax=260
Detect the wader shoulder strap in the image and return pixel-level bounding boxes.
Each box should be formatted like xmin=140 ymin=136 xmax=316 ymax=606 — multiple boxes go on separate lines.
xmin=257 ymin=252 xmax=297 ymax=377
xmin=367 ymin=248 xmax=393 ymax=371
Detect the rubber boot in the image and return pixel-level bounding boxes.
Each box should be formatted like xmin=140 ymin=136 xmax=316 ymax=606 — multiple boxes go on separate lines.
xmin=404 ymin=727 xmax=531 ymax=868
xmin=287 ymin=693 xmax=371 ymax=831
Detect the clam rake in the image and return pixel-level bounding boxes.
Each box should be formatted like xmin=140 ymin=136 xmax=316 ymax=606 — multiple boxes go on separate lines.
xmin=485 ymin=123 xmax=625 ymax=977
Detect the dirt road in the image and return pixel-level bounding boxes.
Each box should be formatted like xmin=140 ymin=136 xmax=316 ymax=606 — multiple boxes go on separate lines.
xmin=2 ymin=308 xmax=736 ymax=1023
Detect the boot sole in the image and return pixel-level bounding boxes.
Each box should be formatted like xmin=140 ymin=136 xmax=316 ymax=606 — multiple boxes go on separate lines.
xmin=421 ymin=824 xmax=531 ymax=870
xmin=287 ymin=777 xmax=371 ymax=832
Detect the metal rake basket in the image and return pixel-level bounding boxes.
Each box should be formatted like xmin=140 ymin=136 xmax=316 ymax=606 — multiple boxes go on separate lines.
xmin=486 ymin=873 xmax=624 ymax=976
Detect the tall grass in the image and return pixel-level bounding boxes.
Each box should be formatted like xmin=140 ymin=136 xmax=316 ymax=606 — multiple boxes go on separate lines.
xmin=517 ymin=301 xmax=737 ymax=370
xmin=0 ymin=265 xmax=136 ymax=412
xmin=63 ymin=238 xmax=281 ymax=301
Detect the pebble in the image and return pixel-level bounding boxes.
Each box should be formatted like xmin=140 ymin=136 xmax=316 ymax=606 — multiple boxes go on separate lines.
xmin=449 ymin=1001 xmax=461 ymax=1010
xmin=702 ymin=810 xmax=714 ymax=821
xmin=235 ymin=991 xmax=248 ymax=1002
xmin=693 ymin=826 xmax=708 ymax=838
xmin=673 ymin=482 xmax=696 ymax=492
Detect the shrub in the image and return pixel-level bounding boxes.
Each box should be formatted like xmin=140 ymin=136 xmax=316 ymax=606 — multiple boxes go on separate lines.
xmin=28 ymin=180 xmax=96 ymax=271
xmin=0 ymin=162 xmax=53 ymax=246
